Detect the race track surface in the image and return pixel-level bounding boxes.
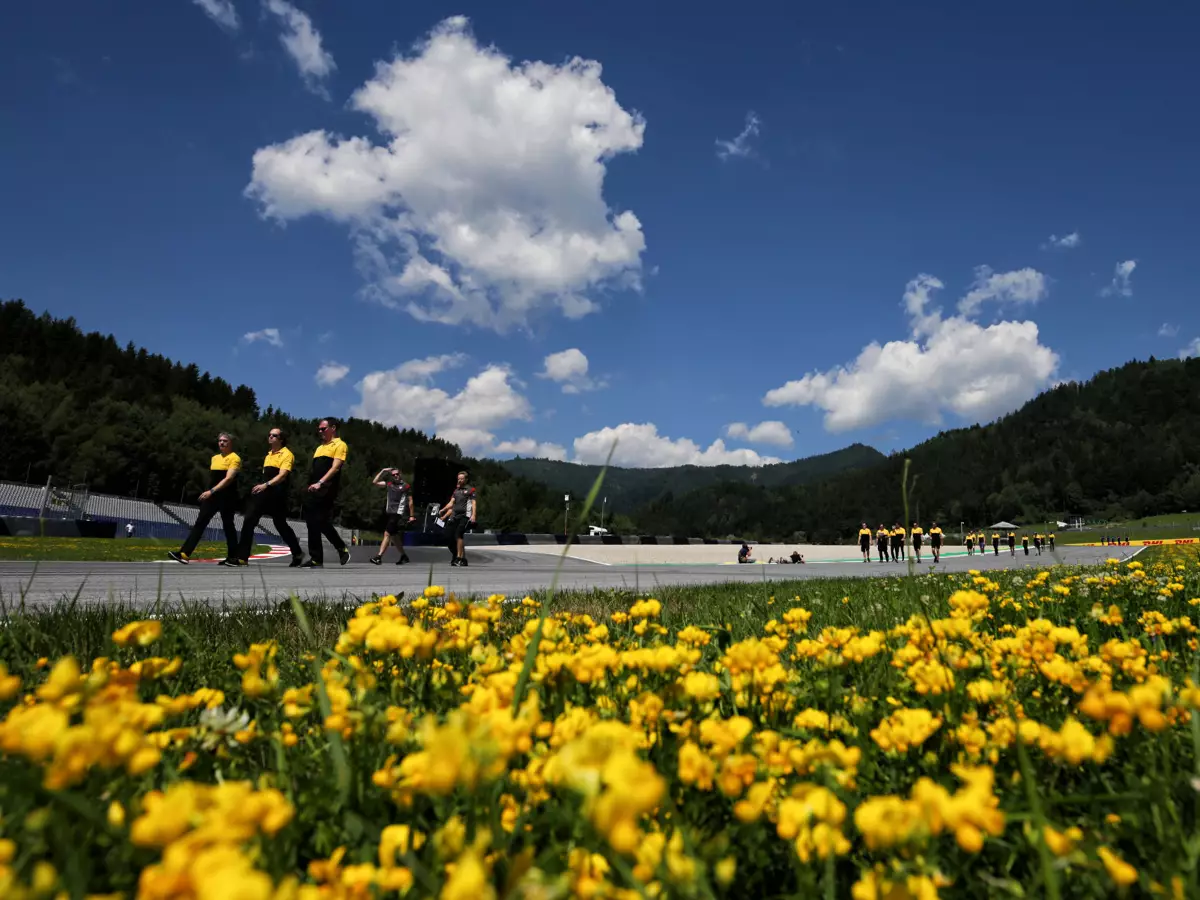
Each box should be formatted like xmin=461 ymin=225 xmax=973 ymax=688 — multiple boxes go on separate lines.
xmin=0 ymin=544 xmax=1139 ymax=609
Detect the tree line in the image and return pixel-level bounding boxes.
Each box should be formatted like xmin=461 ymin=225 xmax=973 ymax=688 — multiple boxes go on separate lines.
xmin=5 ymin=300 xmax=1196 ymax=541
xmin=629 ymin=358 xmax=1200 ymax=542
xmin=0 ymin=301 xmax=576 ymax=534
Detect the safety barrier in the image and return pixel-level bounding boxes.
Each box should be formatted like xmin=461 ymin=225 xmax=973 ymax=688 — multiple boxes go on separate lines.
xmin=0 ymin=517 xmax=118 ymax=538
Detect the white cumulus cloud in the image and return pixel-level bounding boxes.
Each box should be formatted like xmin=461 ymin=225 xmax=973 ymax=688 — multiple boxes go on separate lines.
xmin=1159 ymin=323 xmax=1179 ymax=338
xmin=725 ymin=420 xmax=793 ymax=447
xmin=539 ymin=348 xmax=603 ymax=394
xmin=243 ymin=327 xmax=283 ymax=347
xmin=246 ymin=16 xmax=646 ymax=331
xmin=573 ymin=423 xmax=781 ymax=468
xmin=715 ymin=111 xmax=761 ymax=161
xmin=353 ymin=357 xmax=559 ymax=458
xmin=390 ymin=353 xmax=467 ymax=384
xmin=493 ymin=437 xmax=568 ymax=461
xmin=957 ymin=266 xmax=1048 ymax=317
xmin=763 ymin=272 xmax=1060 ymax=433
xmin=1043 ymin=231 xmax=1081 ymax=250
xmin=314 ymin=361 xmax=349 ymax=387
xmin=191 ymin=0 xmax=240 ymax=31
xmin=263 ymin=0 xmax=335 ymax=96
xmin=1180 ymin=339 xmax=1200 ymax=360
xmin=1101 ymin=259 xmax=1137 ymax=297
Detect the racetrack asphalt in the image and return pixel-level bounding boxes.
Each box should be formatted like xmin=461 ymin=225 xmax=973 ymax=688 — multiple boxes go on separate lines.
xmin=0 ymin=544 xmax=1140 ymax=609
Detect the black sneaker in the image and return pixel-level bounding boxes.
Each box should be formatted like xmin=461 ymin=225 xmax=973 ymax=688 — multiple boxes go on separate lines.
xmin=396 ymin=555 xmax=410 ymax=565
xmin=338 ymin=548 xmax=351 ymax=566
xmin=450 ymin=557 xmax=461 ymax=567
xmin=369 ymin=555 xmax=382 ymax=566
xmin=233 ymin=558 xmax=249 ymax=567
xmin=289 ymin=554 xmax=305 ymax=568
xmin=300 ymin=560 xmax=323 ymax=569
xmin=168 ymin=550 xmax=188 ymax=565
xmin=458 ymin=557 xmax=468 ymax=567
xmin=217 ymin=558 xmax=237 ymax=567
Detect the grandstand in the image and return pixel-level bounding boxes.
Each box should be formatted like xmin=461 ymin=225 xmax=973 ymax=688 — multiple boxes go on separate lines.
xmin=0 ymin=481 xmax=350 ymax=549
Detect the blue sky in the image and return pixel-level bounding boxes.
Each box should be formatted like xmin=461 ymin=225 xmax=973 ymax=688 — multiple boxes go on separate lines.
xmin=3 ymin=1 xmax=1198 ymax=467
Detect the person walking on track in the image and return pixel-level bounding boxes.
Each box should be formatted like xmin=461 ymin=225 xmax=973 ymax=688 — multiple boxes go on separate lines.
xmin=929 ymin=522 xmax=943 ymax=563
xmin=858 ymin=523 xmax=872 ymax=563
xmin=1007 ymin=530 xmax=1016 ymax=557
xmin=300 ymin=418 xmax=350 ymax=569
xmin=370 ymin=468 xmax=414 ymax=565
xmin=911 ymin=522 xmax=924 ymax=563
xmin=169 ymin=432 xmax=241 ymax=565
xmin=438 ymin=470 xmax=477 ymax=566
xmin=234 ymin=427 xmax=304 ymax=567
xmin=876 ymin=524 xmax=889 ymax=562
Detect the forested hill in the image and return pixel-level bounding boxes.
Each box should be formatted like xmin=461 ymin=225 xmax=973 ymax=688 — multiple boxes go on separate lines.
xmin=0 ymin=300 xmax=572 ymax=533
xmin=634 ymin=358 xmax=1200 ymax=542
xmin=501 ymin=444 xmax=885 ymax=511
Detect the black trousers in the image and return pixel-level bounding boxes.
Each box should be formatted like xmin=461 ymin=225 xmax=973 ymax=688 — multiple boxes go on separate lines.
xmin=181 ymin=496 xmax=238 ymax=558
xmin=238 ymin=491 xmax=302 ymax=559
xmin=303 ymin=491 xmax=346 ymax=564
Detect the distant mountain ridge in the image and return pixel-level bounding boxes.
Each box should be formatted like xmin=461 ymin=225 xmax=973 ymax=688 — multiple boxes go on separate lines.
xmin=499 ymin=444 xmax=886 ymax=513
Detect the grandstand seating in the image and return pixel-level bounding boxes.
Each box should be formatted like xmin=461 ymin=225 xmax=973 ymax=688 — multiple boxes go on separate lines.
xmin=0 ymin=481 xmax=351 ymax=550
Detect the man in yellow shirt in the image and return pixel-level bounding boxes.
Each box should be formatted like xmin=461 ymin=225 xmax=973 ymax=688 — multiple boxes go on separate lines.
xmin=858 ymin=523 xmax=872 ymax=563
xmin=234 ymin=427 xmax=304 ymax=567
xmin=1049 ymin=531 xmax=1056 ymax=551
xmin=965 ymin=530 xmax=975 ymax=556
xmin=876 ymin=525 xmax=889 ymax=562
xmin=991 ymin=531 xmax=1001 ymax=556
xmin=929 ymin=522 xmax=943 ymax=563
xmin=890 ymin=523 xmax=905 ymax=562
xmin=910 ymin=522 xmax=924 ymax=563
xmin=1034 ymin=532 xmax=1044 ymax=555
xmin=169 ymin=432 xmax=241 ymax=564
xmin=300 ymin=418 xmax=351 ymax=568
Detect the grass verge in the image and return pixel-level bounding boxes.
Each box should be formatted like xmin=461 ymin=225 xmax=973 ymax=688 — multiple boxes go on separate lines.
xmin=0 ymin=544 xmax=1195 ymax=897
xmin=0 ymin=536 xmax=270 ymax=562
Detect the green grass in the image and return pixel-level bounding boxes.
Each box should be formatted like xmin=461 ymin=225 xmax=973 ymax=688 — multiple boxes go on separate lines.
xmin=1025 ymin=512 xmax=1200 ymax=544
xmin=0 ymin=536 xmax=270 ymax=562
xmin=0 ymin=559 xmax=1137 ymax=688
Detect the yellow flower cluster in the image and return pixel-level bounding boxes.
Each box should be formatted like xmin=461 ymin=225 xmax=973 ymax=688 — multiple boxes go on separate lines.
xmin=4 ymin=546 xmax=1200 ymax=896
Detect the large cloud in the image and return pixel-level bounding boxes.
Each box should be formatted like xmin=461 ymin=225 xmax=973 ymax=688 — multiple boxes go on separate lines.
xmin=573 ymin=423 xmax=781 ymax=468
xmin=764 ymin=271 xmax=1059 ymax=432
xmin=352 ymin=356 xmax=565 ymax=458
xmin=246 ymin=16 xmax=646 ymax=331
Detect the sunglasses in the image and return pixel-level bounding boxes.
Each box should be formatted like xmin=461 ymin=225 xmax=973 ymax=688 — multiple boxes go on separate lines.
xmin=268 ymin=433 xmax=281 ymax=438
xmin=316 ymin=426 xmax=329 ymax=433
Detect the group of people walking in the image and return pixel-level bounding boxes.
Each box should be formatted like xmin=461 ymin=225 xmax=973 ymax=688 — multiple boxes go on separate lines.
xmin=167 ymin=421 xmax=480 ymax=568
xmin=965 ymin=530 xmax=1055 ymax=556
xmin=859 ymin=523 xmax=945 ymax=563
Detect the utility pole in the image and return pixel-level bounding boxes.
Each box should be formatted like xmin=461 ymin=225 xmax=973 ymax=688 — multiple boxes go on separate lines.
xmin=601 ymin=496 xmax=607 ymax=529
xmin=564 ymin=494 xmax=570 ymax=536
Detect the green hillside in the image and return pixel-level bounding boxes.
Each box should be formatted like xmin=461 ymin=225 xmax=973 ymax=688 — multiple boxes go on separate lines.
xmin=633 ymin=357 xmax=1200 ymax=542
xmin=0 ymin=300 xmax=571 ymax=534
xmin=500 ymin=444 xmax=885 ymax=514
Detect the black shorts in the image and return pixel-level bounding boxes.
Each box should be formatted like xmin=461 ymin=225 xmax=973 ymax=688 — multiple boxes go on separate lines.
xmin=860 ymin=536 xmax=870 ymax=550
xmin=931 ymin=537 xmax=941 ymax=548
xmin=913 ymin=536 xmax=922 ymax=549
xmin=384 ymin=514 xmax=408 ymax=536
xmin=445 ymin=516 xmax=471 ymax=542
xmin=966 ymin=539 xmax=973 ymax=548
